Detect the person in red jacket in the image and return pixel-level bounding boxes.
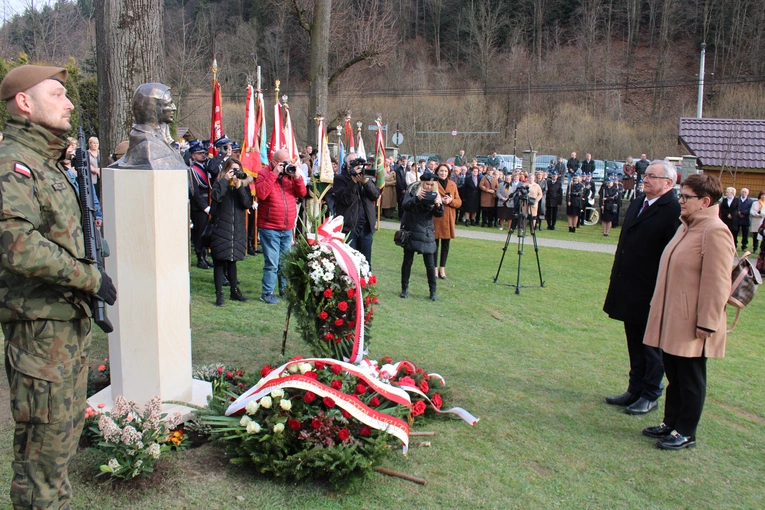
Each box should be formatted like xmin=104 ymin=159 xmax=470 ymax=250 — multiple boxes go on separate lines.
xmin=255 ymin=149 xmax=307 ymax=304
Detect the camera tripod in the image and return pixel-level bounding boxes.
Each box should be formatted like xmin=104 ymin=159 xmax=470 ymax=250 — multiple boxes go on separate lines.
xmin=493 ymin=210 xmax=545 ymax=294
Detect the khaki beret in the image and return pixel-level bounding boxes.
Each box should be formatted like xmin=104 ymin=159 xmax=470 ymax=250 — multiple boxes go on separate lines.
xmin=0 ymin=65 xmax=68 ymax=101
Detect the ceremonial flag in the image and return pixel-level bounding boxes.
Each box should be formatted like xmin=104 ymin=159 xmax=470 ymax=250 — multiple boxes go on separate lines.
xmin=356 ymin=130 xmax=367 ymax=160
xmin=209 ymin=63 xmax=224 ymax=157
xmin=256 ymin=88 xmax=268 ymax=166
xmin=338 ymin=141 xmax=345 ymax=170
xmin=344 ymin=118 xmax=355 ymax=155
xmin=241 ymin=85 xmax=261 ymax=178
xmin=316 ymin=117 xmax=334 ymax=183
xmin=268 ymin=97 xmax=285 ymax=161
xmin=374 ymin=118 xmax=386 ymax=188
xmin=283 ymin=103 xmax=299 ymax=161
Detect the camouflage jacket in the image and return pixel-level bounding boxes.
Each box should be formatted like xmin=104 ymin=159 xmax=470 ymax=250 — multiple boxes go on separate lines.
xmin=0 ymin=115 xmax=101 ymax=322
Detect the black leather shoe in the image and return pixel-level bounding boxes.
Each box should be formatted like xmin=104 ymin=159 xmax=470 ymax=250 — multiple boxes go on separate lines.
xmin=430 ymin=291 xmax=438 ymax=301
xmin=657 ymin=430 xmax=696 ymax=450
xmin=625 ymin=397 xmax=658 ymax=415
xmin=230 ymin=287 xmax=249 ymax=302
xmin=605 ymin=391 xmax=638 ymax=406
xmin=399 ymin=289 xmax=408 ymax=298
xmin=643 ymin=423 xmax=673 ymax=439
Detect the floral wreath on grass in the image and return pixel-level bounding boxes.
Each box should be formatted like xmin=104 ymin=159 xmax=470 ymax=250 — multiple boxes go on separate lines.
xmin=283 ymin=216 xmax=378 ymax=361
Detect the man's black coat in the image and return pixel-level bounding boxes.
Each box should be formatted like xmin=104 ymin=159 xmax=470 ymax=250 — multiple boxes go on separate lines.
xmin=603 ymin=190 xmax=681 ymax=323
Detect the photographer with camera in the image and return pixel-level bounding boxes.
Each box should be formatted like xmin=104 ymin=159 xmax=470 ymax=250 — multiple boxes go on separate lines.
xmin=255 ymin=149 xmax=307 ymax=304
xmin=210 ymin=158 xmax=253 ymax=306
xmin=399 ymin=170 xmax=444 ymax=301
xmin=332 ymin=156 xmax=381 ymax=266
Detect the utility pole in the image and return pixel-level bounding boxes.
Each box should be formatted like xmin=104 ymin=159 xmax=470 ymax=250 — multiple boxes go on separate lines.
xmin=697 ymin=43 xmax=706 ymax=118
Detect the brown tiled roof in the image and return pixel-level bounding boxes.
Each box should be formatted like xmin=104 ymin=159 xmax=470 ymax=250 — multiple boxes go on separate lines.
xmin=678 ymin=118 xmax=765 ymax=170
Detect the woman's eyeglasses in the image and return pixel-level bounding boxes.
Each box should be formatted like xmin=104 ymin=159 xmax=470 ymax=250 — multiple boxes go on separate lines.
xmin=678 ymin=194 xmax=700 ymax=202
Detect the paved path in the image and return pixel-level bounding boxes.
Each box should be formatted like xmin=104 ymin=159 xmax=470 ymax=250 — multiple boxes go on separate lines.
xmin=378 ymin=220 xmax=616 ymax=254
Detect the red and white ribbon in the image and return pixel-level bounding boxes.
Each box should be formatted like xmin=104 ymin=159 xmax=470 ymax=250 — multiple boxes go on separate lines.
xmin=311 ymin=216 xmax=366 ymax=363
xmin=397 ymin=383 xmax=480 ymax=426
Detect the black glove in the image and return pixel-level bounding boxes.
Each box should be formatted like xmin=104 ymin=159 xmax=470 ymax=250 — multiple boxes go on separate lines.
xmin=96 ymin=268 xmax=117 ymax=306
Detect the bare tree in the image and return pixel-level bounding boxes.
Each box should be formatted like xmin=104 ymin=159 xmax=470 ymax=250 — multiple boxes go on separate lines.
xmin=95 ymin=0 xmax=164 ymax=161
xmin=464 ymin=0 xmax=509 ymax=90
xmin=426 ymin=0 xmax=445 ymax=67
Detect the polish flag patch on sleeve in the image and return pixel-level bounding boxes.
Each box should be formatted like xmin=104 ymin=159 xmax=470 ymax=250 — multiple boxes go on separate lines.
xmin=14 ymin=163 xmax=31 ymax=178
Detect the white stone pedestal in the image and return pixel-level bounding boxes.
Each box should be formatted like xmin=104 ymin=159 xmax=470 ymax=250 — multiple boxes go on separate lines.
xmin=88 ymin=167 xmax=211 ymax=419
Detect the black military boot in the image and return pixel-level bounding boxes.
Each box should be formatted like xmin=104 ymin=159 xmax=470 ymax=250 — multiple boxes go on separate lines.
xmin=427 ymin=266 xmax=438 ymax=301
xmin=215 ymin=292 xmax=225 ymax=306
xmin=202 ymin=252 xmax=213 ymax=268
xmin=230 ymin=287 xmax=249 ymax=302
xmin=247 ymin=240 xmax=256 ymax=256
xmin=196 ymin=253 xmax=210 ymax=269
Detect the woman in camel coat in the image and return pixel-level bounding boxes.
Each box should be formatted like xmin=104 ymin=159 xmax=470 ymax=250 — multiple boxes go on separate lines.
xmin=433 ymin=164 xmax=462 ymax=279
xmin=642 ymin=174 xmax=735 ymax=450
xmin=479 ymin=167 xmax=499 ymax=227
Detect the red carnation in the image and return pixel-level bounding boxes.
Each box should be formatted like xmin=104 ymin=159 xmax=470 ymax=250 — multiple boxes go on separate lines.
xmin=334 ymin=318 xmax=345 ymax=327
xmin=217 ymin=366 xmax=223 ymax=375
xmin=318 ymin=311 xmax=329 ymax=320
xmin=260 ymin=365 xmax=272 ymax=377
xmin=341 ymin=409 xmax=351 ymax=419
xmin=365 ymin=296 xmax=371 ymax=306
xmin=355 ymin=384 xmax=367 ymax=395
xmin=412 ymin=400 xmax=427 ymax=416
xmin=359 ymin=278 xmax=367 ymax=288
xmin=235 ymin=369 xmax=243 ymax=377
xmin=369 ymin=307 xmax=374 ymax=316
xmin=359 ymin=425 xmax=372 ymax=437
xmin=372 ymin=297 xmax=379 ymax=304
xmin=369 ymin=396 xmax=381 ymax=407
xmin=331 ymin=380 xmax=343 ymax=390
xmin=399 ymin=376 xmax=416 ymax=387
xmin=290 ymin=356 xmax=303 ymax=361
xmin=432 ymin=393 xmax=443 ymax=409
xmin=323 ymin=288 xmax=333 ymax=298
xmin=324 ymin=333 xmax=335 ymax=341
xmin=332 ymin=364 xmax=342 ymax=375
xmin=311 ymin=418 xmax=321 ymax=429
xmin=348 ymin=320 xmax=355 ymax=329
xmin=314 ymin=361 xmax=325 ymax=370
xmin=338 ymin=301 xmax=348 ymax=311
xmin=369 ymin=275 xmax=377 ymax=285
xmin=367 ymin=386 xmax=375 ymax=394
xmin=404 ymin=364 xmax=414 ymax=375
xmin=288 ymin=419 xmax=301 ymax=431
xmin=226 ymin=371 xmax=233 ymax=379
xmin=323 ymin=397 xmax=336 ymax=408
xmin=418 ymin=380 xmax=429 ymax=393
xmin=304 ymin=371 xmax=318 ymax=380
xmin=303 ymin=392 xmax=316 ymax=404
xmin=338 ymin=428 xmax=350 ymax=441
xmin=381 ymin=356 xmax=393 ymax=364
xmin=335 ymin=337 xmax=342 ymax=343
xmin=347 ymin=288 xmax=356 ymax=299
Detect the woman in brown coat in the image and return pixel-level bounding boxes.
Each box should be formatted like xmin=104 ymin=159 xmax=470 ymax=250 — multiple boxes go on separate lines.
xmin=433 ymin=164 xmax=462 ymax=279
xmin=381 ymin=159 xmax=398 ymax=218
xmin=479 ymin=167 xmax=498 ymax=227
xmin=642 ymin=174 xmax=735 ymax=450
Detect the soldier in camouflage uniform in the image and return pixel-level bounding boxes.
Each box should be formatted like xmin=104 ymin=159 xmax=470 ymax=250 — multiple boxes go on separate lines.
xmin=0 ymin=65 xmax=117 ymax=509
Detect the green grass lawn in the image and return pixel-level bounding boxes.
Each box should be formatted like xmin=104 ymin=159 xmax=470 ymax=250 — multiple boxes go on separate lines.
xmin=1 ymin=229 xmax=764 ymax=509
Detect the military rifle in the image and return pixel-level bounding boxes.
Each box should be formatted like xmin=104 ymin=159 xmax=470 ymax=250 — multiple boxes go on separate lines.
xmin=74 ymin=125 xmax=114 ymax=333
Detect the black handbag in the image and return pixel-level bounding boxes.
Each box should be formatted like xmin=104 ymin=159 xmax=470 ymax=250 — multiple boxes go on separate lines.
xmin=609 ymin=202 xmax=618 ymax=214
xmin=200 ymin=202 xmax=218 ymax=248
xmin=394 ymin=229 xmax=410 ymax=247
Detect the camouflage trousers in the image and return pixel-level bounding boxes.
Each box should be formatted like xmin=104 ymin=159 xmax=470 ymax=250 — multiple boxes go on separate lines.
xmin=3 ymin=318 xmax=92 ymax=510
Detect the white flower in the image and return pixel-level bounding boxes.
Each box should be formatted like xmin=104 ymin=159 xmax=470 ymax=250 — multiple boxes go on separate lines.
xmin=135 ymin=460 xmax=143 ymax=468
xmin=298 ymin=363 xmax=312 ymax=375
xmin=271 ymin=388 xmax=284 ymax=398
xmin=273 ymin=423 xmax=285 ymax=433
xmin=245 ymin=400 xmax=260 ymax=415
xmin=246 ymin=421 xmax=261 ymax=434
xmin=240 ymin=415 xmax=252 ymax=427
xmin=259 ymin=396 xmax=272 ymax=409
xmin=108 ymin=458 xmax=120 ymax=471
xmin=287 ymin=364 xmax=299 ymax=374
xmin=280 ymin=399 xmax=292 ymax=411
xmin=148 ymin=442 xmax=161 ymax=459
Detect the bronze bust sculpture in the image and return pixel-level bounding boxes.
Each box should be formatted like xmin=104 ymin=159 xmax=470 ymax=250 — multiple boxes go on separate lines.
xmin=110 ymin=83 xmax=186 ymax=170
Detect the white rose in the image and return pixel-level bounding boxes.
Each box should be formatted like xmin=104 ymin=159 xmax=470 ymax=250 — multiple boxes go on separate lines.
xmin=246 ymin=421 xmax=261 ymax=434
xmin=298 ymin=363 xmax=312 ymax=374
xmin=260 ymin=396 xmax=272 ymax=409
xmin=245 ymin=400 xmax=260 ymax=415
xmin=287 ymin=364 xmax=299 ymax=374
xmin=271 ymin=389 xmax=284 ymax=399
xmin=273 ymin=423 xmax=285 ymax=433
xmin=280 ymin=399 xmax=292 ymax=411
xmin=240 ymin=415 xmax=252 ymax=427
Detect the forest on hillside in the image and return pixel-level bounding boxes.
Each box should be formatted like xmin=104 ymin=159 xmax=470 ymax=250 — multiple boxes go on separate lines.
xmin=1 ymin=0 xmax=764 ymax=159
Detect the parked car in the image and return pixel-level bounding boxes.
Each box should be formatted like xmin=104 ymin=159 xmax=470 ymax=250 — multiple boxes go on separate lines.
xmin=498 ymin=154 xmax=522 ymax=172
xmin=534 ymin=155 xmax=563 ymax=171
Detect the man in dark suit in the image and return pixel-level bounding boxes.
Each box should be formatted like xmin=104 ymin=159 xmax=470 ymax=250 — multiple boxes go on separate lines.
xmin=566 ymin=152 xmax=580 ymax=182
xmin=581 ymin=153 xmax=595 ymax=175
xmin=603 ymin=160 xmax=681 ymax=415
xmin=393 ymin=154 xmax=408 ymax=218
xmin=736 ymin=188 xmax=753 ymax=250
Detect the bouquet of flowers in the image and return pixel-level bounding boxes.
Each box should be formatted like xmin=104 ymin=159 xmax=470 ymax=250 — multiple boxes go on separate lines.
xmin=376 ymin=356 xmax=451 ymax=420
xmin=197 ymin=358 xmax=409 ymax=488
xmin=88 ymin=395 xmax=181 ymax=480
xmin=283 ymin=233 xmax=378 ymax=360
